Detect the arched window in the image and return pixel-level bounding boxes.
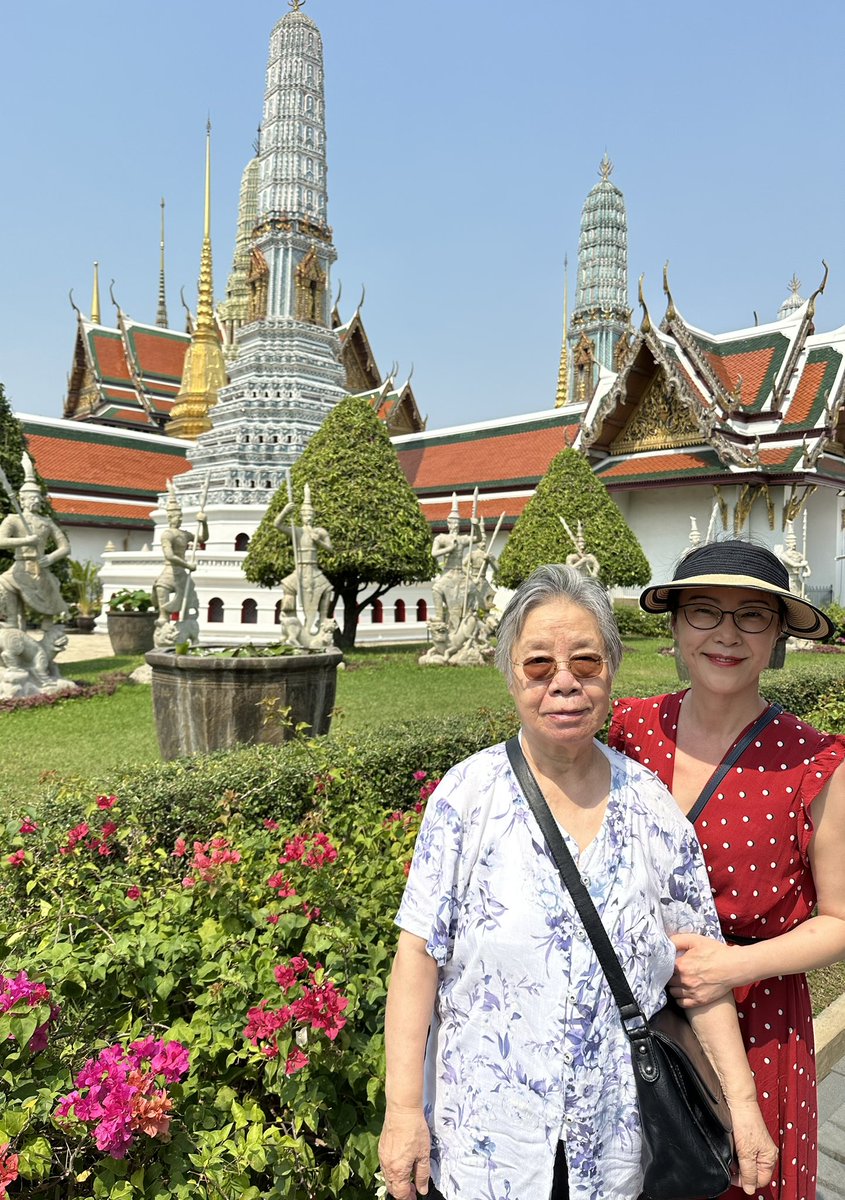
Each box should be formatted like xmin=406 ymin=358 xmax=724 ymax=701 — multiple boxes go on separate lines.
xmin=394 ymin=598 xmax=406 ymax=623
xmin=274 ymin=599 xmax=282 ymax=625
xmin=371 ymin=599 xmax=383 ymax=624
xmin=234 ymin=532 xmax=250 ymax=552
xmin=208 ymin=597 xmax=224 ymax=623
xmin=416 ymin=599 xmax=428 ymax=622
xmin=241 ymin=599 xmax=258 ymax=624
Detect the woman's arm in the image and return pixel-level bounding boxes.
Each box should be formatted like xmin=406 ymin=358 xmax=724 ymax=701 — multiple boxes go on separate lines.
xmin=671 ymin=762 xmax=845 ymax=1003
xmin=687 ymin=997 xmax=777 ymax=1195
xmin=379 ymin=931 xmax=439 ymax=1200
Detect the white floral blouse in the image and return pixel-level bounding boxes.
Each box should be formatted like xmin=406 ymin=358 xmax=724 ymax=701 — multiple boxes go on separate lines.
xmin=396 ymin=739 xmax=722 ymax=1200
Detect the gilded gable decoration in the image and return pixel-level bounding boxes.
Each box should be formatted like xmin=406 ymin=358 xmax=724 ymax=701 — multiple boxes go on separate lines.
xmin=611 ymin=369 xmax=700 ymax=454
xmin=783 ymin=482 xmax=817 ymax=527
xmin=295 ymin=246 xmax=327 ymax=325
xmin=247 ymin=248 xmax=269 ymax=322
xmin=573 ymin=333 xmax=596 ymax=404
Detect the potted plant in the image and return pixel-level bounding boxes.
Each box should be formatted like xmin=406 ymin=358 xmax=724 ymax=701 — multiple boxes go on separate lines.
xmin=145 ymin=641 xmax=343 ymax=760
xmin=66 ymin=559 xmax=102 ymax=633
xmin=106 ymin=588 xmax=157 ymax=654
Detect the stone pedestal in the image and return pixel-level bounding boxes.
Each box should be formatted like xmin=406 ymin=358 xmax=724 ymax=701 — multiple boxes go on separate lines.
xmin=145 ymin=646 xmax=342 ymax=760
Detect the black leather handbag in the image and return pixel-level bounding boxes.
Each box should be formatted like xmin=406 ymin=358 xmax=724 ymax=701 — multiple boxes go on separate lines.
xmin=505 ymin=737 xmax=736 ymax=1200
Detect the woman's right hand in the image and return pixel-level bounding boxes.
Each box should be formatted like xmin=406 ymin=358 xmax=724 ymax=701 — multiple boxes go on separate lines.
xmin=379 ymin=1105 xmax=432 ymax=1199
xmin=729 ymin=1097 xmax=778 ymax=1194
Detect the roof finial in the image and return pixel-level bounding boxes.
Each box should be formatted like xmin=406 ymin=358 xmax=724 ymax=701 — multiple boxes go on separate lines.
xmin=662 ymin=259 xmax=676 ymax=321
xmin=91 ymin=261 xmax=101 ymax=324
xmin=599 ymin=152 xmax=613 ymax=181
xmin=156 ymin=198 xmax=169 ymax=327
xmin=637 ymin=274 xmax=652 ymax=333
xmin=555 ymin=254 xmax=569 ymax=408
xmin=788 ymin=273 xmax=802 ymax=296
xmin=288 ymin=0 xmax=305 ymax=9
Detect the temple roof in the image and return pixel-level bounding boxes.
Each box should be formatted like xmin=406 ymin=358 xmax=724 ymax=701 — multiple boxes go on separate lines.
xmin=578 ymin=278 xmax=845 ymax=490
xmin=65 ymin=315 xmax=191 ymax=431
xmin=395 ymin=409 xmax=584 ymax=526
xmin=20 ymin=414 xmax=191 ymax=527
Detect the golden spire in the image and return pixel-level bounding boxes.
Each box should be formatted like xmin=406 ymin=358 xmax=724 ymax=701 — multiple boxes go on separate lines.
xmin=167 ymin=121 xmax=227 ymax=440
xmin=91 ymin=261 xmax=101 ymax=324
xmin=156 ymin=197 xmax=169 ymax=327
xmin=288 ymin=0 xmax=305 ymax=10
xmin=555 ymin=255 xmax=569 ymax=408
xmin=599 ymin=152 xmax=613 ymax=181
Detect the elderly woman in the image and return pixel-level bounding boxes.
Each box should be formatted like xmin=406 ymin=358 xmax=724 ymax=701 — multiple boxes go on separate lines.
xmin=379 ymin=564 xmax=776 ymax=1200
xmin=610 ymin=540 xmax=845 ymax=1200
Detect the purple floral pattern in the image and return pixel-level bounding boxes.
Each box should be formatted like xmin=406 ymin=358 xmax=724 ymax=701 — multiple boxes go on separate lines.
xmin=397 ymin=739 xmax=721 ymax=1200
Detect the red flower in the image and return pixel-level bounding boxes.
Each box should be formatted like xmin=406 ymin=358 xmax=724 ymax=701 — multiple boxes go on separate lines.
xmin=285 ymin=1047 xmax=309 ymax=1075
xmin=7 ymin=850 xmax=25 ymax=868
xmin=263 ymin=818 xmax=280 ymax=831
xmin=172 ymin=837 xmax=187 ymax=858
xmin=96 ymin=794 xmax=117 ymax=810
xmin=19 ymin=819 xmax=38 ymax=834
xmin=413 ymin=770 xmax=427 ymax=781
xmin=126 ymin=886 xmax=141 ymax=900
xmin=101 ymin=822 xmax=118 ymax=840
xmin=403 ymin=861 xmax=412 ymax=877
xmin=266 ymin=913 xmax=280 ymax=925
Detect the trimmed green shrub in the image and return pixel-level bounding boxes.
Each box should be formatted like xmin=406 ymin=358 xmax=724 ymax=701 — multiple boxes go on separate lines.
xmin=613 ymin=605 xmax=671 ymax=639
xmin=244 ymin=395 xmax=434 ymax=648
xmin=496 ymin=447 xmax=651 ymax=589
xmin=821 ymin=601 xmax=845 ymax=644
xmin=32 ymin=709 xmax=520 ymax=847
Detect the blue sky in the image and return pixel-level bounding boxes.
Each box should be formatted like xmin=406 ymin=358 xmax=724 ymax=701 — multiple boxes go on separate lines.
xmin=2 ymin=1 xmax=844 ymax=431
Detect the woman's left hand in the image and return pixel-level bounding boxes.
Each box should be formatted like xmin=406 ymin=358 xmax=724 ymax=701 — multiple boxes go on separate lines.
xmin=669 ymin=933 xmax=741 ymax=1006
xmin=729 ymin=1098 xmax=778 ymax=1195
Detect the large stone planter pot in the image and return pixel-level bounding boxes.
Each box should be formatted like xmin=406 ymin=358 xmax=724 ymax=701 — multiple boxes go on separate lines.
xmin=145 ymin=647 xmax=343 ymax=760
xmin=107 ymin=610 xmax=157 ymax=655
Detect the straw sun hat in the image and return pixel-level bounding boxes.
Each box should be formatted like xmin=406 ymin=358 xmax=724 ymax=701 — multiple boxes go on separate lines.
xmin=639 ymin=541 xmax=834 ymax=640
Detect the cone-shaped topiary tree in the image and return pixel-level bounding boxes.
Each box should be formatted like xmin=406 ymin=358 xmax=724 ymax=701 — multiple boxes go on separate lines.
xmin=244 ymin=395 xmax=435 ymax=648
xmin=496 ymin=446 xmax=651 ymax=588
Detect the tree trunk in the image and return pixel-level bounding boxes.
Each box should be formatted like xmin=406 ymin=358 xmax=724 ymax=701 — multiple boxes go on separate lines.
xmin=335 ymin=583 xmax=360 ymax=650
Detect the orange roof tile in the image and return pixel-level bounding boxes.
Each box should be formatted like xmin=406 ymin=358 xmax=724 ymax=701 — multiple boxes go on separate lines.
xmin=783 ymin=360 xmax=828 ymax=428
xmin=597 ymin=451 xmax=714 ymax=479
xmin=90 ymin=331 xmax=132 ymax=382
xmin=27 ymin=432 xmax=190 ymax=494
xmin=131 ymin=330 xmax=189 ymax=380
xmin=702 ymin=347 xmax=776 ymax=405
xmin=757 ymin=445 xmax=796 ymax=466
xmin=398 ymin=423 xmax=578 ymax=491
xmin=51 ymin=497 xmax=155 ymax=523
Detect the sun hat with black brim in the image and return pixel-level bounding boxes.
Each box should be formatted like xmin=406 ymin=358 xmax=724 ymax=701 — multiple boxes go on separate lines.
xmin=639 ymin=541 xmax=834 ymax=640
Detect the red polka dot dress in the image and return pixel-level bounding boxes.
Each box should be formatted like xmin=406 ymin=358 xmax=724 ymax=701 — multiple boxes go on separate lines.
xmin=609 ymin=692 xmax=845 ymax=1200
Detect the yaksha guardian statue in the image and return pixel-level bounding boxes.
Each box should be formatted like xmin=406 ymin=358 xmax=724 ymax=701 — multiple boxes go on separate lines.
xmin=274 ymin=483 xmax=335 ymax=650
xmin=153 ymin=481 xmax=208 ymax=647
xmin=0 ymin=453 xmax=70 ymax=630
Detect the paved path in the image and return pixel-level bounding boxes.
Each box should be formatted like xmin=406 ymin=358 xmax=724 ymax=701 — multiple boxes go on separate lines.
xmin=62 ymin=631 xmax=115 ymax=663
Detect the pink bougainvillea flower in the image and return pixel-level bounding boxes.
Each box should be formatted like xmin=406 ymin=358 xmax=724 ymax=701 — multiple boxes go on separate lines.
xmin=172 ymin=836 xmax=187 ymax=858
xmin=181 ymin=876 xmax=195 ymax=889
xmin=263 ymin=818 xmax=280 ymax=830
xmin=126 ymin=886 xmax=141 ymax=901
xmin=55 ymin=1038 xmax=189 ymax=1159
xmin=301 ymin=901 xmax=321 ymax=922
xmin=285 ymin=1047 xmax=310 ymax=1075
xmin=0 ymin=1143 xmax=20 ymax=1196
xmin=7 ymin=850 xmax=25 ymax=867
xmin=0 ymin=972 xmax=59 ymax=1053
xmin=19 ymin=818 xmax=38 ymax=834
xmin=96 ymin=794 xmax=118 ymax=810
xmin=403 ymin=861 xmax=412 ymax=877
xmin=101 ymin=821 xmax=119 ymax=840
xmin=267 ymin=871 xmax=296 ymax=897
xmin=266 ymin=912 xmax=280 ymax=925
xmin=413 ymin=770 xmax=427 ymax=781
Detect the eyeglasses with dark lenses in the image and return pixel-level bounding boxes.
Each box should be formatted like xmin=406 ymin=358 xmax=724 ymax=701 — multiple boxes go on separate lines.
xmin=679 ymin=603 xmax=777 ymax=634
xmin=514 ymin=654 xmax=606 ymax=681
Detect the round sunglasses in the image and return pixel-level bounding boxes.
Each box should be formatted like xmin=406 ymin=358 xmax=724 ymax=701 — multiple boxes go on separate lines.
xmin=512 ymin=653 xmax=606 ymax=681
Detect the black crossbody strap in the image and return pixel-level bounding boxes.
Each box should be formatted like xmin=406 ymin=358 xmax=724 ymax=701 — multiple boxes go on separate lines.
xmin=686 ymin=703 xmax=783 ymax=825
xmin=505 ymin=737 xmax=645 ymax=1029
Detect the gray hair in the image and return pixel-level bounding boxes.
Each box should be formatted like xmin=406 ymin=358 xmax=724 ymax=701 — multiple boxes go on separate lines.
xmin=494 ymin=563 xmax=623 ymax=685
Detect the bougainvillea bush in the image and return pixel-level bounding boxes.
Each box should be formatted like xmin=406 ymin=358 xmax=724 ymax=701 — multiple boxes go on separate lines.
xmin=0 ymin=743 xmax=442 ymax=1199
